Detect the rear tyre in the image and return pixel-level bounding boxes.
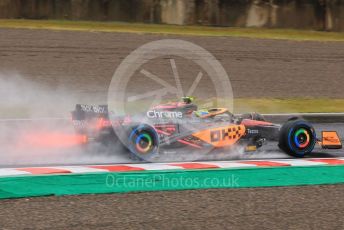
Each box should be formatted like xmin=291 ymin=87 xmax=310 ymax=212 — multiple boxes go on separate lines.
xmin=127 ymin=124 xmax=159 ymax=161
xmin=279 ymin=120 xmax=316 ymax=157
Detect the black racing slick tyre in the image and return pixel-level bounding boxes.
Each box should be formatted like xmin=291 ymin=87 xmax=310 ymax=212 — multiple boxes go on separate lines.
xmin=278 ymin=120 xmax=316 ymax=157
xmin=127 ymin=124 xmax=159 ymax=161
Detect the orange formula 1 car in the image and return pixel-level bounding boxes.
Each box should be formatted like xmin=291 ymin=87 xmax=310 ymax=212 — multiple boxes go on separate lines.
xmin=72 ymin=97 xmax=342 ymax=161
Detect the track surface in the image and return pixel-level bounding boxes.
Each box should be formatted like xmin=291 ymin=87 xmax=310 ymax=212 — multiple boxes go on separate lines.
xmin=0 ymin=28 xmax=343 ymax=102
xmin=1 ymin=28 xmax=344 ymax=229
xmin=1 ymin=185 xmax=344 ymax=229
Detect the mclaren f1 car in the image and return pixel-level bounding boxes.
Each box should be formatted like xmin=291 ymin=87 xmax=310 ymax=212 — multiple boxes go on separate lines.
xmin=71 ymin=97 xmax=342 ymax=161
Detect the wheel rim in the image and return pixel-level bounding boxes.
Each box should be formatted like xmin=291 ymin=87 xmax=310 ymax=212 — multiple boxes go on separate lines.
xmin=135 ymin=133 xmax=153 ymax=154
xmin=128 ymin=125 xmax=159 ymax=159
xmin=294 ymin=128 xmax=311 ymax=149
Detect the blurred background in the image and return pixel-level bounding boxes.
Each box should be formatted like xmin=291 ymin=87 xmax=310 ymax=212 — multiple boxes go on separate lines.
xmin=0 ymin=0 xmax=343 ymax=31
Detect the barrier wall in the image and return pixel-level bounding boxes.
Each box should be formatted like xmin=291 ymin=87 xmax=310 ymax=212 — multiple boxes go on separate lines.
xmin=0 ymin=0 xmax=343 ymax=31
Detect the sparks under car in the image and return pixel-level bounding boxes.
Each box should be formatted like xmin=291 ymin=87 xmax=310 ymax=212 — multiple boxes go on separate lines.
xmin=71 ymin=97 xmax=342 ymax=161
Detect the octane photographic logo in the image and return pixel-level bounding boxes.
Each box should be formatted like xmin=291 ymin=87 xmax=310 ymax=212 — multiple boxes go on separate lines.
xmin=107 ymin=39 xmax=233 ymax=162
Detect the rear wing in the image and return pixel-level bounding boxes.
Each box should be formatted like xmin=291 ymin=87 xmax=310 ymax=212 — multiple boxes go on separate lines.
xmin=71 ymin=104 xmax=112 ymax=137
xmin=71 ymin=104 xmax=109 ymax=121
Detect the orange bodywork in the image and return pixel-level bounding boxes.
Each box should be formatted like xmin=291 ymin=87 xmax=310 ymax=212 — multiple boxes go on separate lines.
xmin=192 ymin=124 xmax=246 ymax=147
xmin=320 ymin=131 xmax=342 ymax=149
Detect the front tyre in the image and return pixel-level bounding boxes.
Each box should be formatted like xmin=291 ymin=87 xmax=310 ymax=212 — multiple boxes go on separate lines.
xmin=278 ymin=120 xmax=316 ymax=157
xmin=128 ymin=124 xmax=159 ymax=161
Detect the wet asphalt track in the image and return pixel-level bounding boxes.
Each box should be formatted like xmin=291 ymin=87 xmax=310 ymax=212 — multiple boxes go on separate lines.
xmin=0 ymin=28 xmax=343 ymax=229
xmin=1 ymin=184 xmax=344 ymax=229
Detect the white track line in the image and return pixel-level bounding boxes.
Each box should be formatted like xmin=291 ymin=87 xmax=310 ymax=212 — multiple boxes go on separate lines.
xmin=0 ymin=169 xmax=30 ymax=176
xmin=52 ymin=166 xmax=109 ymax=173
xmin=271 ymin=159 xmax=327 ymax=166
xmin=123 ymin=164 xmax=184 ymax=170
xmin=204 ymin=161 xmax=257 ymax=168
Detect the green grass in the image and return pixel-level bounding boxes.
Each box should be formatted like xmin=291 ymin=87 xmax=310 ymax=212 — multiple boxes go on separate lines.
xmin=0 ymin=19 xmax=344 ymax=41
